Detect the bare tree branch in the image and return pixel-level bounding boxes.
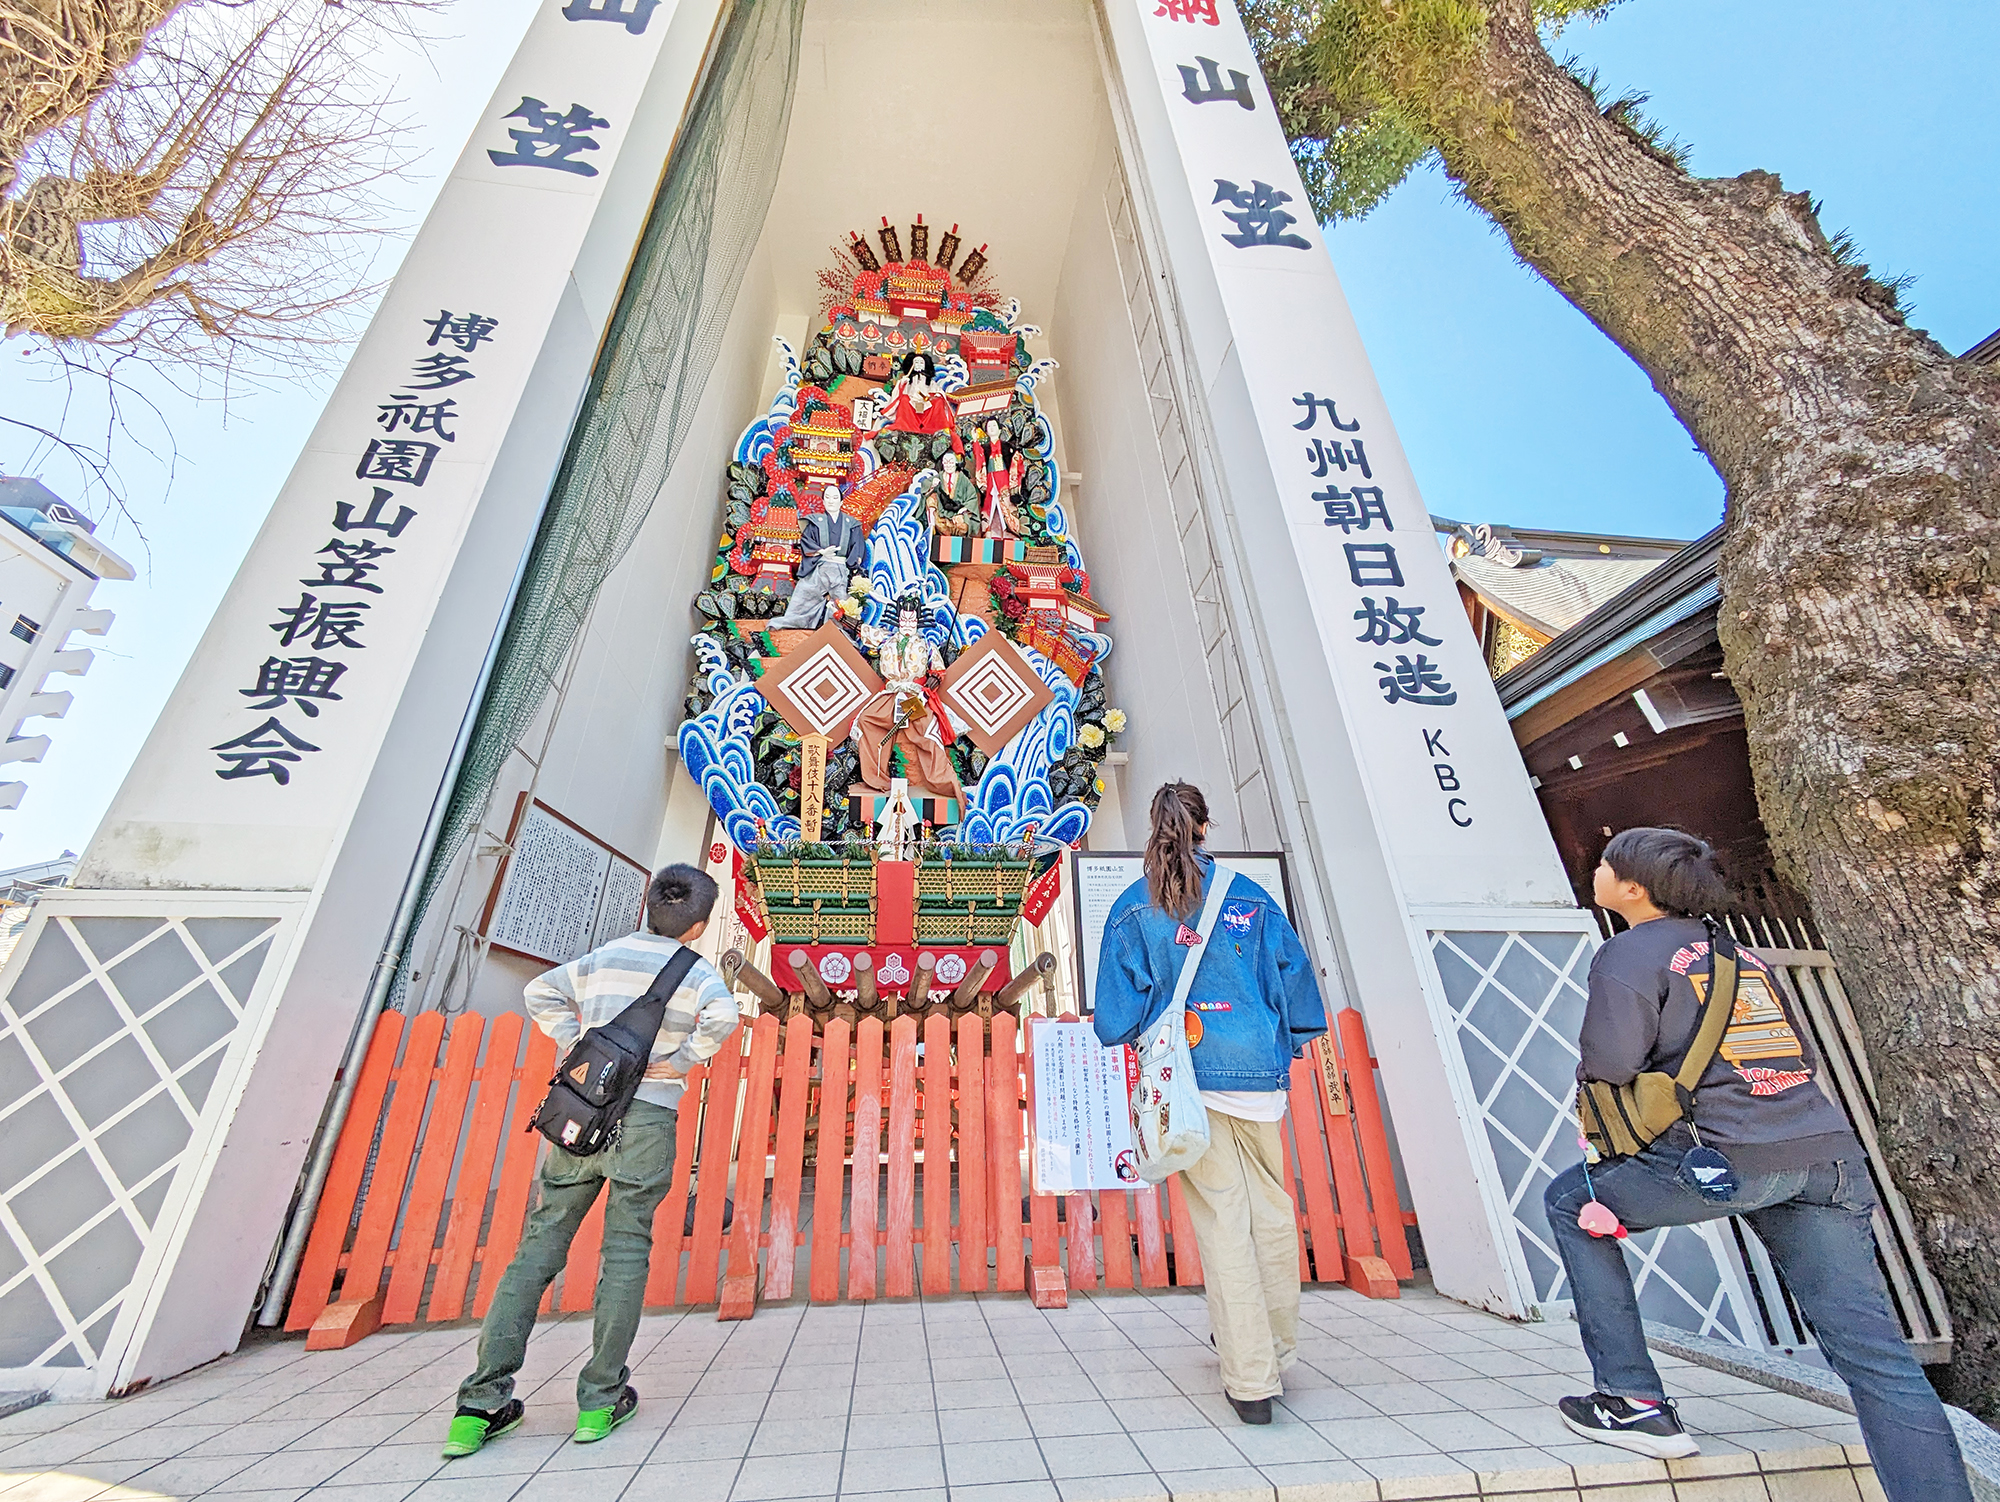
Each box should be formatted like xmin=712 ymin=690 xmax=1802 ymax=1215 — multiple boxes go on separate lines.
xmin=0 ymin=0 xmax=451 ymax=521
xmin=0 ymin=0 xmax=442 ymax=368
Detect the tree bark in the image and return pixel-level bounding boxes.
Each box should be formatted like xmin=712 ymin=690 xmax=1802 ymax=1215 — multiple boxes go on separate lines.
xmin=1334 ymin=0 xmax=2000 ymax=1411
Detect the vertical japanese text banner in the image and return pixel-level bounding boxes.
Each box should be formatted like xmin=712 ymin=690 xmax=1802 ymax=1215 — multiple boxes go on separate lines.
xmin=1126 ymin=0 xmax=1567 ymax=908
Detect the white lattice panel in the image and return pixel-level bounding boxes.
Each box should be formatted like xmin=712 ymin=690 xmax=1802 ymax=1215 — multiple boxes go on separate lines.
xmin=1424 ymin=923 xmax=1756 ymax=1344
xmin=0 ymin=907 xmax=282 ymax=1374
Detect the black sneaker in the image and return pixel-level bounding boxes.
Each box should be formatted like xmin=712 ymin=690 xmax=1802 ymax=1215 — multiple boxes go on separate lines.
xmin=574 ymin=1384 xmax=639 ymax=1443
xmin=1557 ymin=1392 xmax=1699 ymax=1459
xmin=1227 ymin=1395 xmax=1272 ymax=1425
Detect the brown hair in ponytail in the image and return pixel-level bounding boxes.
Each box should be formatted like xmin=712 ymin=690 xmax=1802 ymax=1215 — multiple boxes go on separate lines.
xmin=1144 ymin=781 xmax=1210 ymax=920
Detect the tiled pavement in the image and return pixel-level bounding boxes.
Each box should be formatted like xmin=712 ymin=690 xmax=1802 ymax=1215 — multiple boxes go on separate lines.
xmin=0 ymin=1285 xmax=1882 ymax=1502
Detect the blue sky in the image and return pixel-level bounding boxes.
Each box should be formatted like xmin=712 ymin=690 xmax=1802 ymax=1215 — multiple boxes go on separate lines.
xmin=1327 ymin=0 xmax=2000 ymax=543
xmin=1 ymin=0 xmax=1994 ymax=867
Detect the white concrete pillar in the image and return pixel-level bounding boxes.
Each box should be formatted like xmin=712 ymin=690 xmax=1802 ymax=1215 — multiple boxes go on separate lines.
xmin=1095 ymin=0 xmax=1726 ymax=1325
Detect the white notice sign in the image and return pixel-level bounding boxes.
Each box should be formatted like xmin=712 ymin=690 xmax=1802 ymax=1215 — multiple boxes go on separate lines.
xmin=1029 ymin=1020 xmax=1136 ymax=1193
xmin=1072 ymin=853 xmax=1293 ymax=1009
xmin=591 ymin=856 xmax=650 ymax=950
xmin=484 ymin=797 xmax=649 ymax=965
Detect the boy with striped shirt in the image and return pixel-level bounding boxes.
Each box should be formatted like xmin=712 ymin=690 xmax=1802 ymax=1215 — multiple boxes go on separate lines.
xmin=443 ymin=863 xmax=739 ymax=1458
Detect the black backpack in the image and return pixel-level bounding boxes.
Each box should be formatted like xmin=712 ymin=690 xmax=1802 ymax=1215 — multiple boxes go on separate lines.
xmin=529 ymin=947 xmax=700 ymax=1156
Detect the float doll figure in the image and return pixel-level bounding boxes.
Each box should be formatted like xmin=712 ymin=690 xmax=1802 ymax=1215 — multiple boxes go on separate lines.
xmin=772 ymin=483 xmax=865 ymax=630
xmin=851 ymin=592 xmax=966 ymax=808
xmin=969 ymin=418 xmax=1025 ymax=537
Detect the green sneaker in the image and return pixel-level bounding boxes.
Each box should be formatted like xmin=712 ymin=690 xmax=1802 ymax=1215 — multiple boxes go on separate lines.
xmin=573 ymin=1385 xmax=638 ymax=1443
xmin=441 ymin=1398 xmax=523 ymax=1459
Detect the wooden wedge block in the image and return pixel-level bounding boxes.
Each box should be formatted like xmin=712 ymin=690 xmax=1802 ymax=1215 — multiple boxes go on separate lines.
xmin=718 ymin=1267 xmax=759 ymax=1321
xmin=1029 ymin=1262 xmax=1068 ymax=1309
xmin=1345 ymin=1254 xmax=1399 ymax=1300
xmin=306 ymin=1294 xmax=382 ymax=1351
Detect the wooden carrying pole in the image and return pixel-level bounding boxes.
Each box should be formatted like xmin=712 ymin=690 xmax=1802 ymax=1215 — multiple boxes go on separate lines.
xmin=992 ymin=952 xmax=1056 ymax=1011
xmin=907 ymin=952 xmax=936 ymax=1009
xmin=788 ymin=950 xmax=833 ymax=1010
xmin=739 ymin=951 xmax=1064 ymax=1022
xmin=951 ymin=949 xmax=999 ymax=1008
xmin=728 ymin=951 xmax=786 ymax=1012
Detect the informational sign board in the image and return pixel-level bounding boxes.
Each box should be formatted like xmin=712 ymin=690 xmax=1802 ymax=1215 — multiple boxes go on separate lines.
xmin=481 ymin=794 xmax=649 ymax=965
xmin=1027 ymin=1018 xmax=1136 ymax=1193
xmin=1071 ymin=851 xmax=1294 ymax=1010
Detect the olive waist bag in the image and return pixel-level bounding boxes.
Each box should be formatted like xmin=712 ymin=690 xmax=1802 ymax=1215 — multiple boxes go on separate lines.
xmin=1576 ymin=920 xmax=1739 ymax=1160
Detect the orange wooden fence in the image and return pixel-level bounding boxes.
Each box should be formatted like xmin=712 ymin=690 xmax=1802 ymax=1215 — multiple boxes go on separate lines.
xmin=285 ymin=1007 xmax=1412 ymax=1334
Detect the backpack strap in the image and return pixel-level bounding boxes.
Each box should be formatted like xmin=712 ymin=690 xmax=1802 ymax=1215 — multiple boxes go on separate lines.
xmin=1673 ymin=919 xmax=1740 ymax=1096
xmin=603 ymin=944 xmax=703 ymax=1054
xmin=1167 ymin=864 xmax=1235 ymax=1020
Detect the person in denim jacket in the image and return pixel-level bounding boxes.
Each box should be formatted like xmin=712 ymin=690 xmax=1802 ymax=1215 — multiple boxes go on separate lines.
xmin=1094 ymin=782 xmax=1327 ymax=1423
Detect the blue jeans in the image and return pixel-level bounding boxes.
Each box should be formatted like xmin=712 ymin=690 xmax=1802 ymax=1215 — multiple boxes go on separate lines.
xmin=1545 ymin=1132 xmax=1970 ymax=1502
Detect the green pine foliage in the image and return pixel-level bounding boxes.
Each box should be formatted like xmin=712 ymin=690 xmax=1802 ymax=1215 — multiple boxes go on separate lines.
xmin=1242 ymin=0 xmax=1633 ymax=224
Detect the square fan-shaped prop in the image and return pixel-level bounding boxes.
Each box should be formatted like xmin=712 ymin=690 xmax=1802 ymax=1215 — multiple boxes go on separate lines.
xmin=939 ymin=632 xmax=1055 ymax=755
xmin=758 ymin=623 xmax=884 ymax=741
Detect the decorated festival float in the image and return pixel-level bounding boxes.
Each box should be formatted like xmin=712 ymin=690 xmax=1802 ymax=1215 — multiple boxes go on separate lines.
xmin=677 ymin=220 xmax=1125 ymax=1027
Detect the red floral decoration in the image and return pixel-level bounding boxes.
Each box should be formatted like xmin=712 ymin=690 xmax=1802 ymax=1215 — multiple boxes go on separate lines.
xmin=988 ymin=570 xmax=1028 ymax=629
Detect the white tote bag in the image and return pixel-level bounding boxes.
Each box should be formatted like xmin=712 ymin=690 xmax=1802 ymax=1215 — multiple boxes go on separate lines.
xmin=1129 ymin=869 xmax=1234 ymax=1184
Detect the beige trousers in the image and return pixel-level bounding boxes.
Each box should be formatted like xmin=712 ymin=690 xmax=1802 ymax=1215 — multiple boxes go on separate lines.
xmin=1177 ymin=1112 xmax=1301 ymax=1401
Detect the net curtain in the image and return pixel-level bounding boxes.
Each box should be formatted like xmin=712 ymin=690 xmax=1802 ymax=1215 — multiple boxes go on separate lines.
xmin=394 ymin=0 xmax=809 ymax=1003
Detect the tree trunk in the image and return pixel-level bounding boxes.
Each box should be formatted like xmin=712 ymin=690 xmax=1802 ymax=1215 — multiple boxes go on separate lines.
xmin=1346 ymin=0 xmax=2000 ymax=1412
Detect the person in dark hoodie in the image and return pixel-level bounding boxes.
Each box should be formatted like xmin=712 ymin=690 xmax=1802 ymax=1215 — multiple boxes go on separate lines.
xmin=1093 ymin=782 xmax=1326 ymax=1425
xmin=1546 ymin=827 xmax=1969 ymax=1502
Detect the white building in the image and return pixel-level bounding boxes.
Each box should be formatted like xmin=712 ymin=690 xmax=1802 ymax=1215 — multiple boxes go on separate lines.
xmin=0 ymin=478 xmax=132 ymax=815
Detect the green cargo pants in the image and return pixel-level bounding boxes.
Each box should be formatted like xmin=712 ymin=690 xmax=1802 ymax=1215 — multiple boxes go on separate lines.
xmin=456 ymin=1098 xmax=678 ymax=1414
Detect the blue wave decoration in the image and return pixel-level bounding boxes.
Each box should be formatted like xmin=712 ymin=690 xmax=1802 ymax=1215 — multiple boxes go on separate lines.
xmin=861 ymin=480 xmax=955 ymax=642
xmin=1019 ymin=411 xmax=1084 ymax=571
xmin=956 ymin=637 xmax=1091 ymax=847
xmin=1017 ymin=357 xmax=1059 ymax=397
xmin=732 ymin=337 xmax=803 ymax=467
xmin=676 ymin=638 xmax=800 ymax=848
